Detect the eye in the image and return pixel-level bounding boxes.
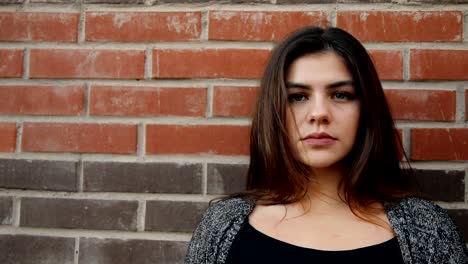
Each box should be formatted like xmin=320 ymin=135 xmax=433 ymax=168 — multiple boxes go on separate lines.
xmin=288 ymin=93 xmax=308 ymax=103
xmin=332 ymin=91 xmax=354 ymax=101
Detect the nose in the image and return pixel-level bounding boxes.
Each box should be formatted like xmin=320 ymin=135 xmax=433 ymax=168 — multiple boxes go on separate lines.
xmin=306 ymin=95 xmax=330 ymax=124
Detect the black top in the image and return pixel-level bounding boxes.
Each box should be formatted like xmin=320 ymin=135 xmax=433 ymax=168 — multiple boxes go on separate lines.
xmin=225 ymin=221 xmax=405 ymax=264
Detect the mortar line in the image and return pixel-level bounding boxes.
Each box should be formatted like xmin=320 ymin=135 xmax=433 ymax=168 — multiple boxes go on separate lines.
xmin=84 ymin=83 xmax=90 ymax=117
xmin=77 ymin=159 xmax=84 ymax=192
xmin=207 ymin=84 xmax=214 ymax=118
xmin=74 ymin=237 xmax=80 ymax=264
xmin=15 ymin=123 xmax=23 ymax=154
xmin=402 ymin=127 xmax=411 ymax=162
xmin=137 ymin=200 xmax=146 ymax=232
xmin=137 ymin=123 xmax=146 ymax=159
xmin=22 ymin=48 xmax=29 ymax=80
xmin=456 ymin=86 xmax=466 ymax=123
xmin=201 ymin=10 xmax=209 ymax=41
xmin=12 ymin=197 xmax=20 ymax=227
xmin=403 ymin=48 xmax=410 ymax=81
xmin=329 ymin=9 xmax=337 ymax=27
xmin=202 ymin=162 xmax=208 ymax=196
xmin=78 ymin=7 xmax=86 ymax=44
xmin=464 ymin=12 xmax=467 ymax=43
xmin=0 ymin=226 xmax=192 ymax=240
xmin=145 ymin=48 xmax=153 ymax=80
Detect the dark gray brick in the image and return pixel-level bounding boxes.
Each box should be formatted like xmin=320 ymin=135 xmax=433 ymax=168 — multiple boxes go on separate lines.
xmin=83 ymin=162 xmax=202 ymax=194
xmin=414 ymin=169 xmax=465 ymax=202
xmin=207 ymin=163 xmax=248 ymax=195
xmin=79 ymin=238 xmax=188 ymax=264
xmin=0 ymin=159 xmax=77 ymax=191
xmin=0 ymin=235 xmax=74 ymax=264
xmin=0 ymin=197 xmax=12 ymax=225
xmin=145 ymin=201 xmax=207 ymax=232
xmin=448 ymin=210 xmax=468 ymax=242
xmin=20 ymin=198 xmax=138 ymax=231
xmin=0 ymin=0 xmax=25 ymax=3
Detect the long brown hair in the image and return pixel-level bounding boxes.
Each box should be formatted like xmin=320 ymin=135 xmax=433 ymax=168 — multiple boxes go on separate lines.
xmin=239 ymin=26 xmax=416 ymax=211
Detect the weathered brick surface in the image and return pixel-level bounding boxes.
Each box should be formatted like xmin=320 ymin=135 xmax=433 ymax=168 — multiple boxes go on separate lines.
xmin=30 ymin=49 xmax=145 ymax=79
xmin=213 ymin=86 xmax=257 ymax=117
xmin=0 ymin=235 xmax=75 ymax=264
xmin=447 ymin=210 xmax=468 ymax=241
xmin=154 ymin=49 xmax=270 ymax=79
xmin=385 ymin=89 xmax=456 ymax=121
xmin=369 ymin=50 xmax=403 ymax=80
xmin=86 ymin=12 xmax=201 ymax=42
xmin=0 ymin=159 xmax=77 ymax=191
xmin=83 ymin=162 xmax=202 ymax=194
xmin=0 ymin=12 xmax=79 ymax=42
xmin=0 ymin=123 xmax=16 ymax=152
xmin=145 ymin=201 xmax=207 ymax=232
xmin=410 ymin=49 xmax=468 ymax=80
xmin=207 ymin=163 xmax=248 ymax=195
xmin=337 ymin=11 xmax=462 ymax=42
xmin=22 ymin=123 xmax=137 ymax=154
xmin=209 ymin=11 xmax=328 ymax=41
xmin=79 ymin=238 xmax=188 ymax=264
xmin=90 ymin=86 xmax=206 ymax=117
xmin=411 ymin=128 xmax=468 ymax=160
xmin=0 ymin=196 xmax=12 ymax=225
xmin=146 ymin=125 xmax=250 ymax=155
xmin=21 ymin=198 xmax=138 ymax=230
xmin=0 ymin=49 xmax=23 ymax=78
xmin=414 ymin=169 xmax=465 ymax=202
xmin=0 ymin=85 xmax=84 ymax=116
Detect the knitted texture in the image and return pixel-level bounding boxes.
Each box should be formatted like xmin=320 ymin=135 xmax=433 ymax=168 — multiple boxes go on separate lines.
xmin=185 ymin=197 xmax=468 ymax=264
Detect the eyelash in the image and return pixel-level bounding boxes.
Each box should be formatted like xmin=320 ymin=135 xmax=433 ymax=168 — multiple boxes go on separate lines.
xmin=287 ymin=91 xmax=355 ymax=103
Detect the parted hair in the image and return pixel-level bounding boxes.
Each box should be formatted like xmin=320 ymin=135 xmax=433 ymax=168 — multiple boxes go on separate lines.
xmin=241 ymin=26 xmax=415 ymax=211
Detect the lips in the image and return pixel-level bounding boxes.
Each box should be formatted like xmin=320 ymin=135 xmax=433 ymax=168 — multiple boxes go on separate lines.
xmin=301 ymin=132 xmax=337 ymax=146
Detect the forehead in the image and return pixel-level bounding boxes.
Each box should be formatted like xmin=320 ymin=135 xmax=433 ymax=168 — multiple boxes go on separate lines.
xmin=286 ymin=51 xmax=353 ymax=83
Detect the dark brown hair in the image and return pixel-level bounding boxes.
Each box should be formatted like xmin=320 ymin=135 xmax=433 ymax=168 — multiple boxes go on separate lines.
xmin=241 ymin=26 xmax=415 ymax=211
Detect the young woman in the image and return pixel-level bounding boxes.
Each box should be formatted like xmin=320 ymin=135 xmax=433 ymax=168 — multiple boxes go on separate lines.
xmin=185 ymin=27 xmax=468 ymax=264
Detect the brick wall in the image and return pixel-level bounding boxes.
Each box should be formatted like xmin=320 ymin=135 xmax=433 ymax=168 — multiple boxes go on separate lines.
xmin=0 ymin=0 xmax=467 ymax=263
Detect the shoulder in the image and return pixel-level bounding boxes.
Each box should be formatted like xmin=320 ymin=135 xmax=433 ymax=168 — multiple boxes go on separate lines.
xmin=387 ymin=197 xmax=467 ymax=263
xmin=185 ymin=196 xmax=255 ymax=264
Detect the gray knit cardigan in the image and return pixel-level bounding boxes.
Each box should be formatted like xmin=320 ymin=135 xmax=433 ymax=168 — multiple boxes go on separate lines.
xmin=185 ymin=197 xmax=467 ymax=264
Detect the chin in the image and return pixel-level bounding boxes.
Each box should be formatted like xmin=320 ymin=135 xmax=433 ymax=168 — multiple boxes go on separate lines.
xmin=298 ymin=153 xmax=348 ymax=170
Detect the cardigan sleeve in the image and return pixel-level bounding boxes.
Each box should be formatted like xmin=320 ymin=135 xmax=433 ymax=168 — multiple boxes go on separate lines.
xmin=390 ymin=198 xmax=468 ymax=264
xmin=184 ymin=197 xmax=254 ymax=264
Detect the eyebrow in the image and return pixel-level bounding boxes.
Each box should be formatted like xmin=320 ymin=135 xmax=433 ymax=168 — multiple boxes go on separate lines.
xmin=286 ymin=80 xmax=354 ymax=90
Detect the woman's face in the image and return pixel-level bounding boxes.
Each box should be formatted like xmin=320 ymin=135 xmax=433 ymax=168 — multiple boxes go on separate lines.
xmin=285 ymin=51 xmax=360 ymax=170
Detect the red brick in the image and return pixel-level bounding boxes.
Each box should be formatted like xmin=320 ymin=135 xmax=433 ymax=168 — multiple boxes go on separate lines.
xmin=369 ymin=50 xmax=403 ymax=80
xmin=0 ymin=123 xmax=16 ymax=152
xmin=90 ymin=86 xmax=206 ymax=117
xmin=30 ymin=49 xmax=145 ymax=79
xmin=0 ymin=85 xmax=84 ymax=115
xmin=154 ymin=49 xmax=270 ymax=79
xmin=410 ymin=50 xmax=468 ymax=80
xmin=213 ymin=86 xmax=258 ymax=117
xmin=385 ymin=89 xmax=455 ymax=121
xmin=0 ymin=12 xmax=79 ymax=42
xmin=337 ymin=11 xmax=462 ymax=42
xmin=209 ymin=11 xmax=328 ymax=41
xmin=86 ymin=12 xmax=201 ymax=42
xmin=411 ymin=128 xmax=468 ymax=160
xmin=0 ymin=49 xmax=23 ymax=78
xmin=22 ymin=123 xmax=137 ymax=154
xmin=146 ymin=125 xmax=249 ymax=155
